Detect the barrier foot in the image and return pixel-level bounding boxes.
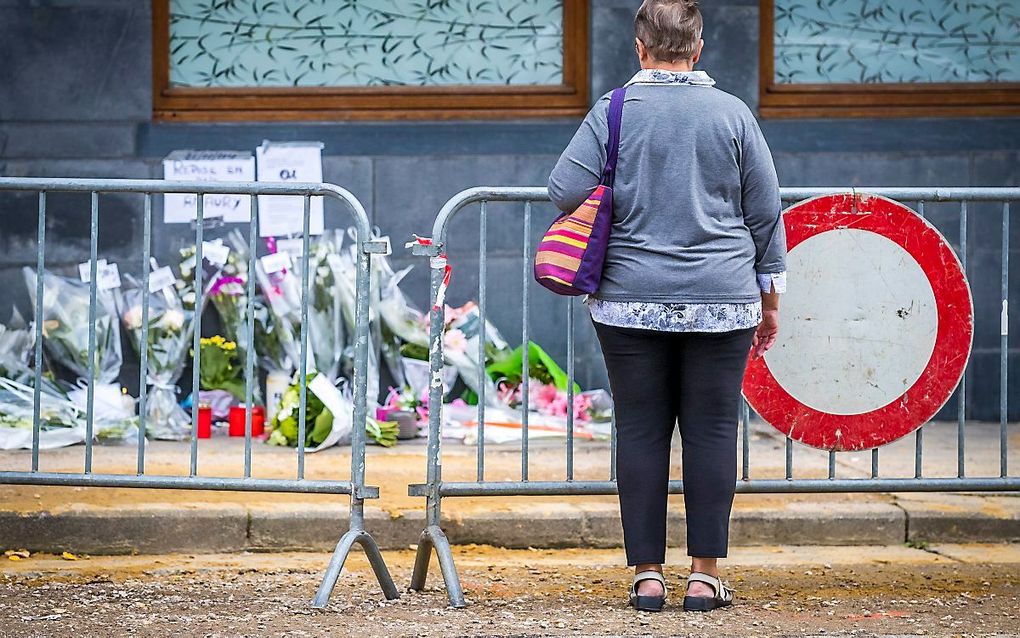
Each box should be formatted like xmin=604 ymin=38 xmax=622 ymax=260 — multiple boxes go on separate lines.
xmin=312 ymin=528 xmax=400 ymax=608
xmin=411 ymin=525 xmax=466 ymax=608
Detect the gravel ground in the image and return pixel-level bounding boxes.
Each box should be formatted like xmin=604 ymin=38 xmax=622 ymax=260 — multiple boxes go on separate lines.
xmin=1 ymin=545 xmax=1018 ymax=637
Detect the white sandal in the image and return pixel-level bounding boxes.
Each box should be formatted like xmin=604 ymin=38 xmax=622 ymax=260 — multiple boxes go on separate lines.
xmin=683 ymin=571 xmax=733 ymax=612
xmin=629 ymin=570 xmax=667 ymax=612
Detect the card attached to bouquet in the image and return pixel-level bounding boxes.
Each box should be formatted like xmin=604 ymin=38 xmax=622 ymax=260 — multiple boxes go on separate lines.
xmin=255 ymin=141 xmax=324 ymax=238
xmin=78 ymin=259 xmax=121 ymax=291
xmin=148 ymin=266 xmax=176 ymax=293
xmin=260 ymin=252 xmax=292 ymax=275
xmin=202 ymin=240 xmax=230 ymax=267
xmin=162 ymin=150 xmax=255 ymax=224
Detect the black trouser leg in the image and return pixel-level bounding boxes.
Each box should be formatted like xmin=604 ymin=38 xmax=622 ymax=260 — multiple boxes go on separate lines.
xmin=677 ymin=328 xmax=756 ymax=558
xmin=593 ymin=321 xmax=679 ymax=566
xmin=594 ymin=320 xmax=755 ymax=564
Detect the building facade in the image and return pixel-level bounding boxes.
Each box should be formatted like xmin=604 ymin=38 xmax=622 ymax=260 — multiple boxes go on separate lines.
xmin=1 ymin=0 xmax=1018 ymax=418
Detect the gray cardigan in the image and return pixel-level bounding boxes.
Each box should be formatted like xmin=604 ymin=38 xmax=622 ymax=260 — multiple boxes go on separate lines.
xmin=548 ymin=78 xmax=786 ymax=304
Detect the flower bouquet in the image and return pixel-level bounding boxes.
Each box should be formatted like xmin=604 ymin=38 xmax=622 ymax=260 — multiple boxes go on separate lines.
xmin=328 ymin=235 xmax=381 ymax=403
xmin=195 ymin=335 xmax=246 ymax=419
xmin=121 ymin=250 xmax=223 ymax=440
xmin=0 ymin=377 xmax=87 ymax=450
xmin=488 ymin=341 xmax=611 ymax=425
xmin=267 ymin=372 xmax=397 ymax=450
xmin=442 ymin=302 xmax=508 ymax=405
xmin=0 ymin=309 xmax=33 ymax=380
xmin=380 ymin=386 xmax=424 ymax=440
xmin=23 ymin=268 xmax=138 ymax=442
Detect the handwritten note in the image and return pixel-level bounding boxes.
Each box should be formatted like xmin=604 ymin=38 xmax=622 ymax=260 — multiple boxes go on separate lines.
xmin=255 ymin=141 xmax=324 ymax=238
xmin=162 ymin=150 xmax=255 ymax=223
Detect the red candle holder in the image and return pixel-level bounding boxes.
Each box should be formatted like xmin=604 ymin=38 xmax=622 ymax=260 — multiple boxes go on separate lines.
xmin=229 ymin=405 xmax=265 ymax=437
xmin=197 ymin=405 xmax=212 ymax=439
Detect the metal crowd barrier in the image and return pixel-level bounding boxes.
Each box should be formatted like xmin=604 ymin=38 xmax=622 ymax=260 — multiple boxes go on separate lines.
xmin=0 ymin=177 xmax=398 ymax=607
xmin=408 ymin=186 xmax=1020 ymax=607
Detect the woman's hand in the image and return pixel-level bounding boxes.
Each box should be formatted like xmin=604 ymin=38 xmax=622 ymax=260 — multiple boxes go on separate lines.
xmin=751 ymin=309 xmax=779 ymax=360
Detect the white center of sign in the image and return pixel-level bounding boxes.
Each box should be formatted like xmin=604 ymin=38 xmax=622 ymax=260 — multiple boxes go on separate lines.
xmin=764 ymin=228 xmax=939 ymax=416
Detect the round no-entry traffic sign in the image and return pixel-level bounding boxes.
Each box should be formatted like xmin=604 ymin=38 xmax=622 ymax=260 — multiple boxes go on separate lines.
xmin=743 ymin=193 xmax=973 ymax=451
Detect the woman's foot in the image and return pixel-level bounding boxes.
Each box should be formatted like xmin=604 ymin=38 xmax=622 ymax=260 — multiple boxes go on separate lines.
xmin=632 ymin=563 xmax=665 ymax=596
xmin=634 ymin=564 xmax=665 ymax=597
xmin=686 ymin=579 xmax=715 ymax=597
xmin=630 ymin=565 xmax=667 ymax=611
xmin=683 ymin=571 xmax=733 ymax=612
xmin=682 ymin=557 xmax=733 ymax=611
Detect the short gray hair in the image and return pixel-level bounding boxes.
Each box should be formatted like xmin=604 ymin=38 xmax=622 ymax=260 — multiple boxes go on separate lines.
xmin=634 ymin=0 xmax=703 ymax=63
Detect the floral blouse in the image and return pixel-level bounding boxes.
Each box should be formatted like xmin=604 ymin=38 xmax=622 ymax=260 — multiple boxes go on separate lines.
xmin=587 ymin=69 xmax=786 ymax=333
xmin=588 ymin=273 xmax=786 ymax=332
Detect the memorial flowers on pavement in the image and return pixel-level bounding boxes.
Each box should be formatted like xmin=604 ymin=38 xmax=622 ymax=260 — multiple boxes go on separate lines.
xmin=23 ymin=268 xmax=138 ymax=442
xmin=266 ymin=372 xmax=397 ymax=450
xmin=121 ymin=247 xmax=224 ymax=440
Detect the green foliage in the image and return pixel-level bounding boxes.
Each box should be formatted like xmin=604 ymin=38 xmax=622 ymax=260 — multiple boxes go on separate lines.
xmin=486 ymin=341 xmax=579 ymax=393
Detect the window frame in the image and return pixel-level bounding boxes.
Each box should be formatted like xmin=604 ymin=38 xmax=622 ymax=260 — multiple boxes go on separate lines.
xmin=152 ymin=0 xmax=590 ymax=121
xmin=758 ymin=0 xmax=1020 ymax=119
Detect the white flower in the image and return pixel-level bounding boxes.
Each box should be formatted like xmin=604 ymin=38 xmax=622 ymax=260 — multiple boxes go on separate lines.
xmin=123 ymin=305 xmax=144 ymax=330
xmin=157 ymin=309 xmax=185 ymax=333
xmin=443 ymin=328 xmax=468 ymax=354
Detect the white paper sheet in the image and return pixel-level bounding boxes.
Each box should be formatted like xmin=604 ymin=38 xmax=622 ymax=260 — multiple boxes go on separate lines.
xmin=162 ymin=150 xmax=255 ymax=223
xmin=255 ymin=141 xmax=324 ymax=238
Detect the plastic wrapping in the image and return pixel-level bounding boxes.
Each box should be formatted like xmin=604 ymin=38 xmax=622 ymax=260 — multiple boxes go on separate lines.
xmin=0 ymin=377 xmax=86 ymax=450
xmin=23 ymin=268 xmax=137 ymax=442
xmin=121 ymin=249 xmax=221 ymax=440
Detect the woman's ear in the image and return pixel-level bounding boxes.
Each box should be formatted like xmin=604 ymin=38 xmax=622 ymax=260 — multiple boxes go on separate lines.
xmin=691 ymin=38 xmax=704 ymax=65
xmin=635 ymin=37 xmax=649 ymax=64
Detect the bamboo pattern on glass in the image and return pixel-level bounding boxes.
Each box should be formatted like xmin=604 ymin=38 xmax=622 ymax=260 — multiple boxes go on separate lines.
xmin=774 ymin=0 xmax=1020 ymax=84
xmin=169 ymin=0 xmax=564 ymax=87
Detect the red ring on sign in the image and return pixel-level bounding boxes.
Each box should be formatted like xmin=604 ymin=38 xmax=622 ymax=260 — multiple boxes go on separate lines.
xmin=743 ymin=193 xmax=974 ymax=451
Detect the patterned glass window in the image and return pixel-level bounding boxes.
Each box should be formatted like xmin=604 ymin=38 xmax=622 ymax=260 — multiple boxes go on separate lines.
xmin=169 ymin=0 xmax=565 ymax=87
xmin=774 ymin=0 xmax=1020 ymax=84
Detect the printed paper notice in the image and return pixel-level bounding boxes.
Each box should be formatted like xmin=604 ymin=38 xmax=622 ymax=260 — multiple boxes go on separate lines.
xmin=255 ymin=141 xmax=324 ymax=238
xmin=162 ymin=150 xmax=255 ymax=224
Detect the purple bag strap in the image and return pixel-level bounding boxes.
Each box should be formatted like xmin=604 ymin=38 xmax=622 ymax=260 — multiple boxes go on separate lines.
xmin=600 ymin=87 xmax=627 ymax=187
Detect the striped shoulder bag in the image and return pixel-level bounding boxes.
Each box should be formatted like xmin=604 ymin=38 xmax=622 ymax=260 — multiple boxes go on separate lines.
xmin=534 ymin=87 xmax=626 ymax=296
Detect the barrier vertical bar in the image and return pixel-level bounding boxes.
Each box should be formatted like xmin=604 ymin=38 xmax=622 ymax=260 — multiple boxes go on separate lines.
xmin=1001 ymin=201 xmax=1010 ymax=477
xmin=244 ymin=197 xmax=257 ymax=479
xmin=958 ymin=201 xmax=968 ymax=478
xmin=477 ymin=201 xmax=487 ymax=481
xmin=566 ymin=299 xmax=575 ymax=481
xmin=31 ymin=192 xmax=46 ymax=472
xmin=190 ymin=196 xmax=204 ymax=477
xmin=521 ymin=200 xmax=531 ymax=481
xmin=785 ymin=437 xmax=793 ymax=480
xmin=915 ymin=199 xmax=926 ymax=479
xmin=871 ymin=448 xmax=879 ymax=479
xmin=350 ymin=232 xmax=372 ymax=531
xmin=828 ymin=450 xmax=836 ymax=479
xmin=297 ymin=195 xmax=311 ymax=479
xmin=741 ymin=400 xmax=750 ymax=480
xmin=137 ymin=194 xmax=152 ymax=472
xmin=84 ymin=191 xmax=99 ymax=474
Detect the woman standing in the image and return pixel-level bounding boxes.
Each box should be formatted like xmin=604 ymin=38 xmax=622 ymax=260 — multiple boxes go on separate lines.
xmin=547 ymin=0 xmax=787 ymax=613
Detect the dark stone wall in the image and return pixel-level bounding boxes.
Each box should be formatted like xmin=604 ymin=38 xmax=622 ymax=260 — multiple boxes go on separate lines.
xmin=1 ymin=0 xmax=1018 ymax=420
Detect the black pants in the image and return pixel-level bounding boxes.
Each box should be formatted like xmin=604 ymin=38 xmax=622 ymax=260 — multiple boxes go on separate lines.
xmin=593 ymin=321 xmax=756 ymax=565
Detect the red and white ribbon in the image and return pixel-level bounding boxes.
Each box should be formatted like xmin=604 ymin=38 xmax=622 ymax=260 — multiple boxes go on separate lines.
xmin=407 ymin=235 xmax=452 ymax=312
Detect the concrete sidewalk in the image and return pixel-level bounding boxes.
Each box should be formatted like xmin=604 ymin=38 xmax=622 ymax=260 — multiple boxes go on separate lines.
xmin=0 ymin=420 xmax=1017 ymax=554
